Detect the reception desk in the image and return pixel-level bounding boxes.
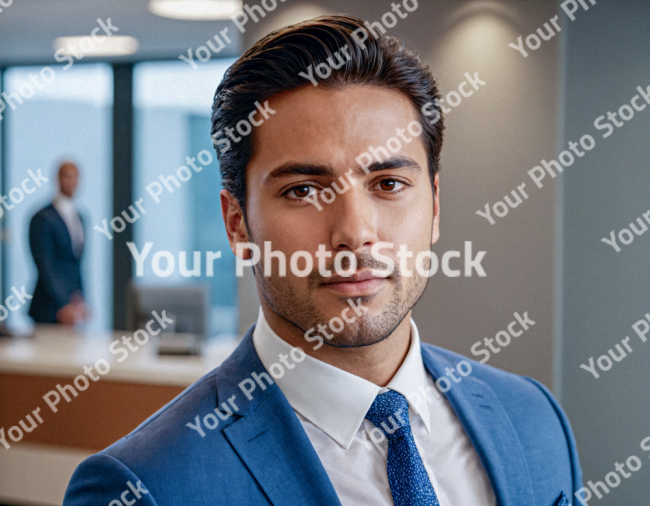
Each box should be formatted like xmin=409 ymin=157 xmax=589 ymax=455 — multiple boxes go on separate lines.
xmin=0 ymin=325 xmax=238 ymax=505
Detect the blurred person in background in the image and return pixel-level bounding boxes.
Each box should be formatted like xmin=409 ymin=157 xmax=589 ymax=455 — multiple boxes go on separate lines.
xmin=28 ymin=161 xmax=89 ymax=325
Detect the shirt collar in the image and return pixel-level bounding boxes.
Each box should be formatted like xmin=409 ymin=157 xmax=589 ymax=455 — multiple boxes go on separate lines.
xmin=53 ymin=193 xmax=75 ymax=211
xmin=252 ymin=308 xmax=431 ymax=449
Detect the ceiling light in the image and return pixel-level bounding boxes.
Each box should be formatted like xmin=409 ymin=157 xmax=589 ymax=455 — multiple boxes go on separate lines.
xmin=54 ymin=36 xmax=139 ymax=57
xmin=148 ymin=0 xmax=242 ymax=20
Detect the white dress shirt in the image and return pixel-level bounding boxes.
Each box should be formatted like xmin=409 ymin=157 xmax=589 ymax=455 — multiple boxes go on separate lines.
xmin=53 ymin=193 xmax=84 ymax=258
xmin=253 ymin=309 xmax=496 ymax=506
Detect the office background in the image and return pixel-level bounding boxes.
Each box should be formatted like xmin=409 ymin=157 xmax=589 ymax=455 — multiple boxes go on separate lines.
xmin=0 ymin=0 xmax=648 ymax=504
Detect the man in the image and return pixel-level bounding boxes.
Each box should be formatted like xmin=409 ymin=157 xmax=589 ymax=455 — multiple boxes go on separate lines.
xmin=29 ymin=161 xmax=88 ymax=325
xmin=64 ymin=16 xmax=581 ymax=506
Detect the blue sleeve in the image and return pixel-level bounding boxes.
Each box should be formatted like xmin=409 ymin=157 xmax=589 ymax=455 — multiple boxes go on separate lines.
xmin=29 ymin=212 xmax=70 ymax=307
xmin=524 ymin=377 xmax=583 ymax=495
xmin=63 ymin=453 xmax=158 ymax=506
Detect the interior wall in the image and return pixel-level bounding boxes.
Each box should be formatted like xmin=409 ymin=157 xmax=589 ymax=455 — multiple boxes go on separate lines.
xmin=560 ymin=0 xmax=650 ymax=503
xmin=240 ymin=0 xmax=561 ymax=388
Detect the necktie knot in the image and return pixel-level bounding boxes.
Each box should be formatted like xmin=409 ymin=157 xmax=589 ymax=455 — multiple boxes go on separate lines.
xmin=365 ymin=390 xmax=411 ymax=440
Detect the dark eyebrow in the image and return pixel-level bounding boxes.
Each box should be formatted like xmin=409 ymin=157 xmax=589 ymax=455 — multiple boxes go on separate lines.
xmin=266 ymin=163 xmax=336 ymax=180
xmin=360 ymin=156 xmax=422 ymax=175
xmin=265 ymin=156 xmax=422 ymax=181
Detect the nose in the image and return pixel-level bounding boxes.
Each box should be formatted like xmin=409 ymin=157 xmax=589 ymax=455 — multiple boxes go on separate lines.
xmin=329 ymin=187 xmax=378 ymax=254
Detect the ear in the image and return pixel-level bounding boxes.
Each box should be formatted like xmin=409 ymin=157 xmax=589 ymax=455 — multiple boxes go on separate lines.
xmin=431 ymin=172 xmax=440 ymax=245
xmin=220 ymin=189 xmax=253 ymax=259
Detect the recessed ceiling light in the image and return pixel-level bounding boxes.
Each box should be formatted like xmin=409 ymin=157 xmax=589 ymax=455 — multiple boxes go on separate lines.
xmin=54 ymin=36 xmax=139 ymax=57
xmin=148 ymin=0 xmax=243 ymax=20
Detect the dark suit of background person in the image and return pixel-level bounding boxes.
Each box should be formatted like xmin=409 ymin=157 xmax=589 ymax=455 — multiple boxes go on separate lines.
xmin=28 ymin=162 xmax=89 ymax=325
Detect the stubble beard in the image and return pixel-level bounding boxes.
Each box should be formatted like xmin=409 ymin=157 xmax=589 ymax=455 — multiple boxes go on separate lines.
xmin=254 ymin=250 xmax=431 ymax=348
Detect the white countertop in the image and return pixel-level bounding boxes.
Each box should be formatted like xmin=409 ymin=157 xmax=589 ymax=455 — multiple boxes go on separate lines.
xmin=0 ymin=325 xmax=240 ymax=387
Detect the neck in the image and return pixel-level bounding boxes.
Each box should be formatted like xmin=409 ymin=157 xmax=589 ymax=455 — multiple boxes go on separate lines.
xmin=260 ymin=302 xmax=412 ymax=387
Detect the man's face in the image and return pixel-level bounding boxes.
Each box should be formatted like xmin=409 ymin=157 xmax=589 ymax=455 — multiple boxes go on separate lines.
xmin=225 ymin=85 xmax=439 ymax=347
xmin=59 ymin=164 xmax=79 ymax=197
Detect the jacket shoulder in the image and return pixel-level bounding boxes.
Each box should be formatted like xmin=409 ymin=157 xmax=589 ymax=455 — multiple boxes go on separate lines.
xmin=30 ymin=204 xmax=56 ymax=225
xmin=421 ymin=342 xmax=566 ymax=426
xmin=65 ymin=361 xmax=258 ymax=504
xmin=422 ymin=342 xmax=546 ymax=397
xmin=421 ymin=342 xmax=582 ymax=493
xmin=63 ymin=453 xmax=157 ymax=506
xmin=105 ymin=367 xmax=223 ymax=459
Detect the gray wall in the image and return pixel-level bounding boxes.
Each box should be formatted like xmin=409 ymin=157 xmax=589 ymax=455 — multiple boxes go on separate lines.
xmin=560 ymin=0 xmax=650 ymax=503
xmin=242 ymin=0 xmax=562 ymax=387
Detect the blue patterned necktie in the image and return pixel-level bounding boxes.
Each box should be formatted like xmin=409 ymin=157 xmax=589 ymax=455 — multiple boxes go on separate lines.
xmin=365 ymin=390 xmax=440 ymax=506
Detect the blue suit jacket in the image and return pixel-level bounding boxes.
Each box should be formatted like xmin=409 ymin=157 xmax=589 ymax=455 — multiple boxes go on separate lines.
xmin=63 ymin=326 xmax=582 ymax=506
xmin=28 ymin=204 xmax=84 ymax=323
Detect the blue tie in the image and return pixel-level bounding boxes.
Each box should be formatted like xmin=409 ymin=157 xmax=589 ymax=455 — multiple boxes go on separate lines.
xmin=365 ymin=390 xmax=440 ymax=506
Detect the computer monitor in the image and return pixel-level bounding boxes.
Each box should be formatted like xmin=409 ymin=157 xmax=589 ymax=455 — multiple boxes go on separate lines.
xmin=126 ymin=283 xmax=210 ymax=355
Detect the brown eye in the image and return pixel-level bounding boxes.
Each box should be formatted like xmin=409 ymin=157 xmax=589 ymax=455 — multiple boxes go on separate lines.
xmin=370 ymin=179 xmax=407 ymax=193
xmin=380 ymin=180 xmax=396 ymax=191
xmin=285 ymin=184 xmax=317 ymax=199
xmin=293 ymin=185 xmax=311 ymax=198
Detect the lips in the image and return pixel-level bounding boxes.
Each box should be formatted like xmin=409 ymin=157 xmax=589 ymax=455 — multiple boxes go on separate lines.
xmin=322 ymin=270 xmax=386 ymax=285
xmin=321 ymin=270 xmax=388 ymax=296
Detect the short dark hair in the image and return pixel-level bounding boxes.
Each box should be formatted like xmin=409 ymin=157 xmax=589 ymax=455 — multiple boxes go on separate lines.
xmin=211 ymin=14 xmax=444 ymax=211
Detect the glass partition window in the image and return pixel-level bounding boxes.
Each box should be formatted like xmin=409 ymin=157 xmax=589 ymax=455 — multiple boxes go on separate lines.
xmin=4 ymin=64 xmax=113 ymax=331
xmin=133 ymin=59 xmax=238 ymax=337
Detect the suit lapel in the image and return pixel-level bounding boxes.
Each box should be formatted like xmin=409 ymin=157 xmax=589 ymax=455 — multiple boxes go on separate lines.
xmin=421 ymin=345 xmax=535 ymax=506
xmin=48 ymin=204 xmax=76 ymax=255
xmin=218 ymin=329 xmax=341 ymax=506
